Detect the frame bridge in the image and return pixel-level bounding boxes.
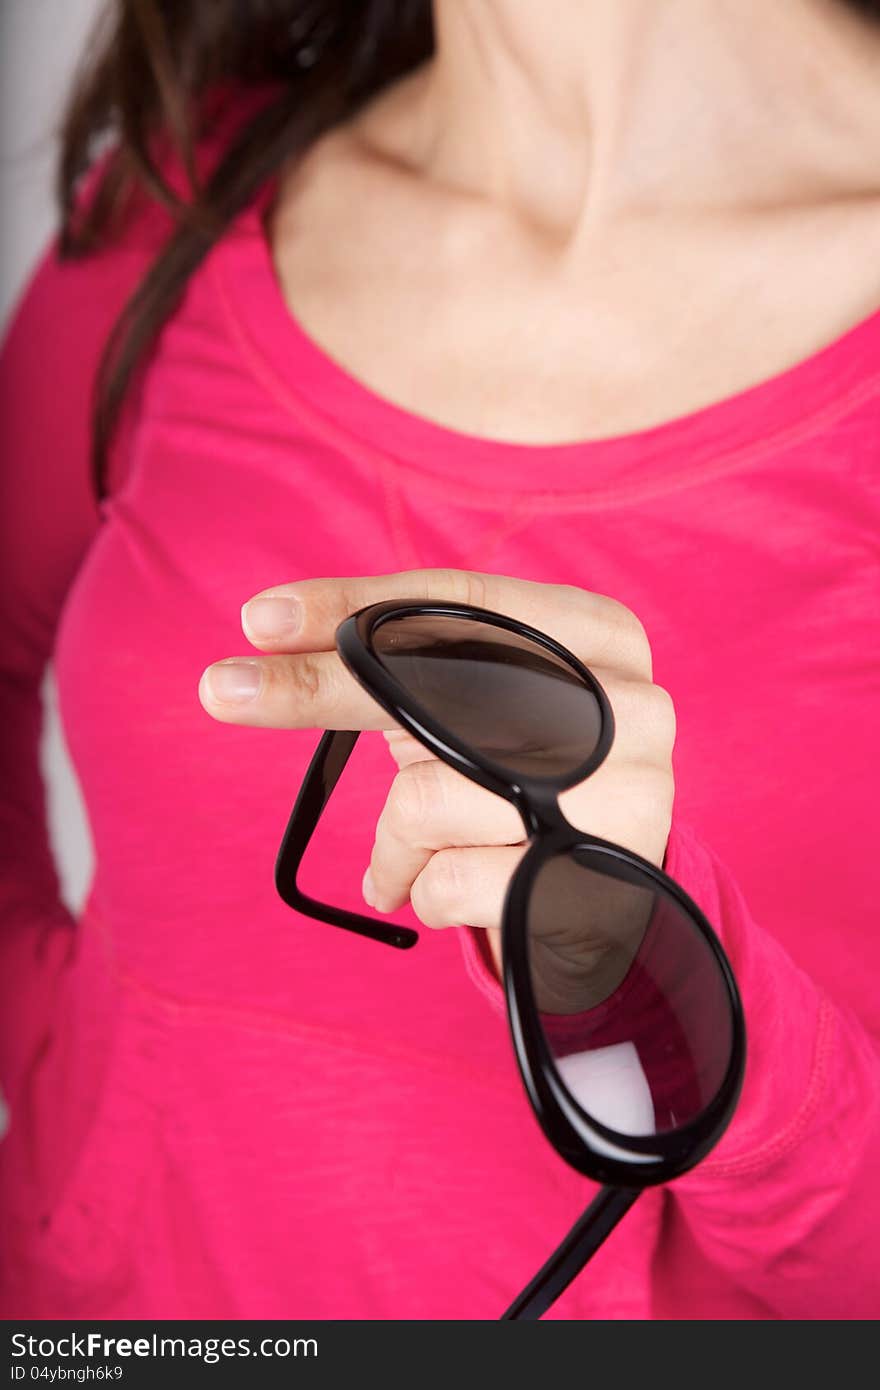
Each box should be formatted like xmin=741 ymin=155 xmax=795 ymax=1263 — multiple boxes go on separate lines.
xmin=513 ymin=784 xmax=573 ymax=839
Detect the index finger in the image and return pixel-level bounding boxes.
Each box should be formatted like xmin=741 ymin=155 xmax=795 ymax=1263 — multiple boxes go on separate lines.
xmin=241 ymin=568 xmax=650 ymax=677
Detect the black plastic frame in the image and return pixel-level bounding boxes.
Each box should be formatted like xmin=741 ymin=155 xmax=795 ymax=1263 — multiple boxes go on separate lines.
xmin=274 ymin=599 xmax=746 ymax=1319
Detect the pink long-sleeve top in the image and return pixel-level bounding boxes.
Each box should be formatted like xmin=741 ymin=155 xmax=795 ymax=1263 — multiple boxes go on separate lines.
xmin=1 ymin=139 xmax=879 ymax=1321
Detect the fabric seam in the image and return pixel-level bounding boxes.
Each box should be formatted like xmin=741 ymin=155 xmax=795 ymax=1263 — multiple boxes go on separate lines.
xmin=212 ymin=252 xmax=880 ymax=511
xmin=692 ymin=994 xmax=838 ymax=1180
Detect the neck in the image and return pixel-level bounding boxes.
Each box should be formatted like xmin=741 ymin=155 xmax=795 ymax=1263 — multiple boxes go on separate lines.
xmin=364 ymin=0 xmax=880 ymax=235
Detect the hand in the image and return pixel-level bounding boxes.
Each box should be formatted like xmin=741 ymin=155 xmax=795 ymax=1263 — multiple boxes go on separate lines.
xmin=198 ymin=569 xmax=676 ymax=977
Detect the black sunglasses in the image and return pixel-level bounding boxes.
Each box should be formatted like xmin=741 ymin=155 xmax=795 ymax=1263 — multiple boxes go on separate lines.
xmin=275 ymin=599 xmax=746 ymax=1320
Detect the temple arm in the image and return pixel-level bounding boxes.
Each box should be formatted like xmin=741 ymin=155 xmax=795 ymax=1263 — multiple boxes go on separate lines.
xmin=274 ymin=729 xmax=418 ymax=950
xmin=501 ymin=1185 xmax=640 ymax=1320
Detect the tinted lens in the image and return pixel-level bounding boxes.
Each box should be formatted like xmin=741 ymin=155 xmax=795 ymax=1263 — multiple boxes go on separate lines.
xmin=527 ymin=847 xmax=734 ymax=1136
xmin=371 ymin=614 xmax=604 ymax=779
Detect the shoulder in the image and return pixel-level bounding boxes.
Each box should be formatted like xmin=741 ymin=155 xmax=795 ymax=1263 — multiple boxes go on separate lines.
xmin=1 ymin=85 xmax=279 ymax=492
xmin=9 ymin=84 xmax=279 ymax=375
xmin=61 ymin=82 xmax=280 ymax=262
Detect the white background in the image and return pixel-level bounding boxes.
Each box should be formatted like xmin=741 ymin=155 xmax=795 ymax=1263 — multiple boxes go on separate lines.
xmin=2 ymin=0 xmax=105 ymax=912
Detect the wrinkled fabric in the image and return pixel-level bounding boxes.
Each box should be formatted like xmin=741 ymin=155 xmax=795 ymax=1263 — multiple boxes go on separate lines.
xmin=1 ymin=168 xmax=878 ymax=1319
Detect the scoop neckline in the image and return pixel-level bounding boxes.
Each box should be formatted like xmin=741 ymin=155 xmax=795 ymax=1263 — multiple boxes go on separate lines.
xmin=213 ymin=191 xmax=880 ymax=499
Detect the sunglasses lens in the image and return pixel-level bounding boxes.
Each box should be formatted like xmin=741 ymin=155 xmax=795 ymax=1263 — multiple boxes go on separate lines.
xmin=371 ymin=613 xmax=604 ymax=779
xmin=527 ymin=846 xmax=735 ymax=1137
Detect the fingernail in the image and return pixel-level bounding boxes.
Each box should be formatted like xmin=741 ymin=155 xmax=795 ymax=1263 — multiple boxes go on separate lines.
xmin=242 ymin=596 xmax=302 ymax=641
xmin=204 ymin=660 xmax=263 ymax=703
xmin=362 ymin=867 xmax=377 ymax=909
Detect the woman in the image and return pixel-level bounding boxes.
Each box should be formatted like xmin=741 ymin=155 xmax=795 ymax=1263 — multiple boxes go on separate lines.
xmin=1 ymin=0 xmax=878 ymax=1319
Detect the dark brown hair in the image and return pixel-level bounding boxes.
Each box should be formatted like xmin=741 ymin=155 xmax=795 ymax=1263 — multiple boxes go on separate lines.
xmin=59 ymin=0 xmax=433 ymax=501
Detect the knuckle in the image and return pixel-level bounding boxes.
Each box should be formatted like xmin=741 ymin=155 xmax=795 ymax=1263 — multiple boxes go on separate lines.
xmin=618 ymin=604 xmax=651 ymax=657
xmin=601 ymin=675 xmax=676 ymax=757
xmin=603 ymin=672 xmax=644 ymax=721
xmin=554 ymin=581 xmax=589 ymax=611
xmin=292 ymin=652 xmax=323 ymax=701
xmin=461 ymin=571 xmax=490 ymax=610
xmin=411 ymin=850 xmax=466 ymax=926
xmin=599 ymin=597 xmax=653 ymax=673
xmin=644 ymin=689 xmax=677 ymax=755
xmin=385 ymin=760 xmax=445 ymax=841
xmin=650 ymin=683 xmax=677 ymax=741
xmin=543 ymin=582 xmax=595 ymax=633
xmin=429 ymin=568 xmax=489 ymax=610
xmin=293 ymin=653 xmax=340 ymax=717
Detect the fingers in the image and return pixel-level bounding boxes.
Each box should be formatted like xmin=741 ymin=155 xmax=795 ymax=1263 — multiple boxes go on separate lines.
xmin=380 ymin=670 xmax=676 ymax=771
xmin=366 ymin=670 xmax=675 ymax=912
xmin=559 ymin=761 xmax=674 ymax=867
xmin=241 ymin=569 xmax=488 ymax=652
xmin=198 ymin=650 xmax=398 ymax=730
xmin=365 ymin=759 xmax=524 ymax=912
xmin=382 ymin=728 xmax=434 ymax=769
xmin=367 ymin=756 xmax=672 ymax=920
xmin=203 ymin=568 xmax=656 ymax=731
xmin=239 ymin=568 xmax=653 ymax=679
xmin=198 ymin=639 xmax=670 ymax=755
xmin=407 ymin=845 xmax=528 ymax=932
xmin=368 ymin=758 xmax=672 ymax=932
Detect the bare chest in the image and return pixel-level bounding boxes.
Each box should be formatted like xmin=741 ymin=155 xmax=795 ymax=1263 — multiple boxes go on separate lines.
xmin=271 ymin=168 xmax=880 ymax=443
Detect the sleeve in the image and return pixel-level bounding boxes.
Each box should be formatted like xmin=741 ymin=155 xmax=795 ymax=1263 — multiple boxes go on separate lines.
xmin=457 ymin=817 xmax=880 ymax=1320
xmin=0 ymin=230 xmax=151 ymax=1114
xmin=659 ymin=821 xmax=879 ymax=1320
